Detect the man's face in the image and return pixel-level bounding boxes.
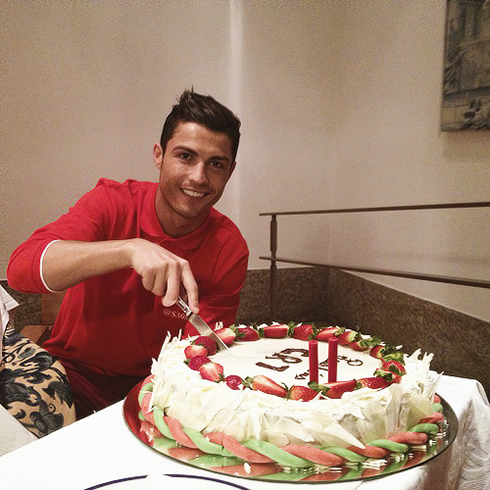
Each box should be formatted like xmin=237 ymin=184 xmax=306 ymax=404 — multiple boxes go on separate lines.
xmin=154 ymin=121 xmax=236 ymax=237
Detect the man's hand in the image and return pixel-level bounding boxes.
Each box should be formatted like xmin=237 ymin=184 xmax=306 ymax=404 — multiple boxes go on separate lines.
xmin=126 ymin=239 xmax=199 ymax=312
xmin=42 ymin=239 xmax=200 ymax=313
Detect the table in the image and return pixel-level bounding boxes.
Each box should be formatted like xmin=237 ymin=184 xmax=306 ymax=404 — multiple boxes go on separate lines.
xmin=1 ymin=375 xmax=489 ymax=490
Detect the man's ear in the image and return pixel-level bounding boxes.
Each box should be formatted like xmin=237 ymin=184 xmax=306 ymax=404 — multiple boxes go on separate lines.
xmin=228 ymin=160 xmax=237 ymax=179
xmin=153 ymin=143 xmax=163 ymax=169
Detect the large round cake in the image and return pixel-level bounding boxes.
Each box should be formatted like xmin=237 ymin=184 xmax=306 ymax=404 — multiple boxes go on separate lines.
xmin=137 ymin=323 xmax=444 ymax=479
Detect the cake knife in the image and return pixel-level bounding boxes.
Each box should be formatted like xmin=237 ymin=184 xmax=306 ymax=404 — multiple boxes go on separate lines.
xmin=177 ymin=297 xmax=234 ymax=355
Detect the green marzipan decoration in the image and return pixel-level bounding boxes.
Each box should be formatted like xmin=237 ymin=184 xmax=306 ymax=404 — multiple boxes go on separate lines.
xmin=138 ymin=392 xmax=232 ymax=457
xmin=191 ymin=454 xmax=243 ymax=467
xmin=138 ymin=411 xmax=145 ymax=421
xmin=138 ymin=382 xmax=153 ymax=406
xmin=140 ymin=387 xmax=443 ymax=469
xmin=259 ymin=470 xmax=316 ymax=482
xmin=152 ymin=406 xmax=174 ymax=439
xmin=242 ymin=439 xmax=312 ymax=468
xmin=182 ymin=427 xmax=235 ymax=457
xmin=319 ymin=446 xmax=367 ymax=462
xmin=367 ymin=440 xmax=409 ymax=453
xmin=153 ymin=436 xmax=178 ymax=451
xmin=409 ymin=423 xmax=439 ymax=435
xmin=432 ymin=402 xmax=443 ymax=413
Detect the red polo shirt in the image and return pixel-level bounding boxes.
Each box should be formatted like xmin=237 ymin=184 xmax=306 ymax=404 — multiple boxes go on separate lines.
xmin=8 ymin=179 xmax=248 ymax=376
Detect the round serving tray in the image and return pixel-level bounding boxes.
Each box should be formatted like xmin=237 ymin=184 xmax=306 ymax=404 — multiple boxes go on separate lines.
xmin=123 ymin=380 xmax=458 ymax=484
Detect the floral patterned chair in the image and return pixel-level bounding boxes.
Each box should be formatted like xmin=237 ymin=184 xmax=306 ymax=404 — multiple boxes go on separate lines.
xmin=0 ymin=327 xmax=76 ymax=438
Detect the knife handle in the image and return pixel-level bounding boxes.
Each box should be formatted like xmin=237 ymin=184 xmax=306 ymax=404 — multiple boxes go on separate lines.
xmin=177 ymin=297 xmax=192 ymax=318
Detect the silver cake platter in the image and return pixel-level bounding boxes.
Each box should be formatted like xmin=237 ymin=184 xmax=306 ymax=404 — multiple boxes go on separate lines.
xmin=123 ymin=380 xmax=458 ymax=485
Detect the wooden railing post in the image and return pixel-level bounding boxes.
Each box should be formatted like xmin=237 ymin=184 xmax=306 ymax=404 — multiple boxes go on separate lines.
xmin=270 ymin=214 xmax=278 ymax=323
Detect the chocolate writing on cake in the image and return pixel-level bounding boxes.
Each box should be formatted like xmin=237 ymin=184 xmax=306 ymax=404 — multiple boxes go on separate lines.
xmin=255 ymin=349 xmax=308 ymax=371
xmin=255 ymin=349 xmax=363 ymax=378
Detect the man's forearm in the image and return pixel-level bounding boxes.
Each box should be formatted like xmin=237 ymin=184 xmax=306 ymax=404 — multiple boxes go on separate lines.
xmin=40 ymin=238 xmax=200 ymax=312
xmin=42 ymin=240 xmax=132 ymax=291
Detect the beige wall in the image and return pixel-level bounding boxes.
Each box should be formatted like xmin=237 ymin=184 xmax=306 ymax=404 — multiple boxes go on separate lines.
xmin=2 ymin=1 xmax=489 ymax=321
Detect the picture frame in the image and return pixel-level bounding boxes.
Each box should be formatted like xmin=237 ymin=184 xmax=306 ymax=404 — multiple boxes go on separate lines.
xmin=441 ymin=0 xmax=490 ymax=130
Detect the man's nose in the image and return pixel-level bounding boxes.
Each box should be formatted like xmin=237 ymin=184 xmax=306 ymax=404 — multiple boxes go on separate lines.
xmin=189 ymin=161 xmax=209 ymax=184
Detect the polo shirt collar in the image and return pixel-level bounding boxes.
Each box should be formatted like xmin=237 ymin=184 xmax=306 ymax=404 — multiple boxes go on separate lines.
xmin=141 ymin=183 xmax=214 ymax=250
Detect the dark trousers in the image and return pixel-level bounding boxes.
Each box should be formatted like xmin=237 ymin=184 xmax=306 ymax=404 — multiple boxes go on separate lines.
xmin=57 ymin=357 xmax=145 ymax=419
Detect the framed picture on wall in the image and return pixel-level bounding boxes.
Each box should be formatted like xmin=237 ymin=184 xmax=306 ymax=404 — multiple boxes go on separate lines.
xmin=441 ymin=0 xmax=490 ymax=130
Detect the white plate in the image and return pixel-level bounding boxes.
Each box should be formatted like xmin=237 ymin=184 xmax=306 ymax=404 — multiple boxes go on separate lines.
xmin=85 ymin=473 xmax=250 ymax=489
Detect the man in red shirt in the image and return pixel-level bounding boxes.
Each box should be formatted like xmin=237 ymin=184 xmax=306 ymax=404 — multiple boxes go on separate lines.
xmin=8 ymin=90 xmax=249 ymax=418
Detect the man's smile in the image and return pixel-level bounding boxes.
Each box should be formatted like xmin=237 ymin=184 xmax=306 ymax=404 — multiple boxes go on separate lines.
xmin=181 ymin=188 xmax=208 ymax=198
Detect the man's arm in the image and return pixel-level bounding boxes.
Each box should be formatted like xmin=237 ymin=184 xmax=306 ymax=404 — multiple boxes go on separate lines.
xmin=41 ymin=239 xmax=200 ymax=312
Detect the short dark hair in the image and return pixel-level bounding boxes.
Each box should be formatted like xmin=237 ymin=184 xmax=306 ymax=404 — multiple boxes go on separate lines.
xmin=160 ymin=89 xmax=241 ymax=162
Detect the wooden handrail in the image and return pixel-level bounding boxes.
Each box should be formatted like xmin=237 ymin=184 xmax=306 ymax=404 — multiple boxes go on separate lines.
xmin=260 ymin=201 xmax=490 ymax=217
xmin=260 ymin=201 xmax=490 ymax=322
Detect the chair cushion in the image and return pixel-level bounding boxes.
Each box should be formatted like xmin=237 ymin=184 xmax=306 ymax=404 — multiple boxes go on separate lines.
xmin=0 ymin=331 xmax=75 ymax=437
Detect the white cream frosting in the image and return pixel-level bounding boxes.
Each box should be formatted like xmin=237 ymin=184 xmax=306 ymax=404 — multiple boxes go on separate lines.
xmin=150 ymin=330 xmax=440 ymax=450
xmin=212 ymin=335 xmax=381 ymax=386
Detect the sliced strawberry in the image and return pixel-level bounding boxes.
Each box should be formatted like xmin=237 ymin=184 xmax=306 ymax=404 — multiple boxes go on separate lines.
xmin=369 ymin=344 xmax=385 ymax=359
xmin=315 ymin=380 xmax=358 ymax=399
xmin=224 ymin=374 xmax=244 ymax=390
xmin=314 ymin=326 xmax=339 ymax=342
xmin=374 ymin=360 xmax=406 ymax=384
xmin=245 ymin=375 xmax=288 ymax=397
xmin=215 ymin=327 xmax=236 ymax=346
xmin=288 ymin=385 xmax=318 ymax=402
xmin=236 ymin=326 xmax=261 ymax=341
xmin=337 ymin=328 xmax=361 ymax=346
xmin=382 ymin=360 xmax=406 ymax=374
xmin=292 ymin=323 xmax=314 ymax=340
xmin=370 ymin=343 xmax=404 ymax=362
xmin=187 ymin=355 xmax=211 ymax=371
xmin=357 ymin=376 xmax=389 ymax=390
xmin=349 ymin=340 xmax=369 ymax=351
xmin=199 ymin=361 xmax=224 ymax=382
xmin=193 ymin=336 xmax=217 ymax=356
xmin=349 ymin=336 xmax=381 ymax=351
xmin=262 ymin=324 xmax=289 ymax=338
xmin=374 ymin=366 xmax=404 ymax=384
xmin=374 ymin=368 xmax=398 ymax=383
xmin=184 ymin=344 xmax=208 ymax=359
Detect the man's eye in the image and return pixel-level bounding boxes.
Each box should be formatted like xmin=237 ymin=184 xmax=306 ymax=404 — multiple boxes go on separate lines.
xmin=210 ymin=160 xmax=224 ymax=169
xmin=179 ymin=152 xmax=193 ymax=162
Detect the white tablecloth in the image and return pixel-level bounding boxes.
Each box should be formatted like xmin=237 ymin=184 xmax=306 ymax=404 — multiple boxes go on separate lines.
xmin=1 ymin=375 xmax=489 ymax=490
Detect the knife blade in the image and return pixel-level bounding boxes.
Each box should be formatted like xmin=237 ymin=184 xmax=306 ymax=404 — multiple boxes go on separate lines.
xmin=177 ymin=297 xmax=234 ymax=355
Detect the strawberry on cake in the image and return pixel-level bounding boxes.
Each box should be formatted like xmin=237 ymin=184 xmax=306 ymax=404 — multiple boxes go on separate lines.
xmin=136 ymin=323 xmax=445 ymax=479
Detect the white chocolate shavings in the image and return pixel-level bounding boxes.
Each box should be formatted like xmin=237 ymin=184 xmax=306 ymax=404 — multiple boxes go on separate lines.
xmin=150 ymin=334 xmax=439 ymax=449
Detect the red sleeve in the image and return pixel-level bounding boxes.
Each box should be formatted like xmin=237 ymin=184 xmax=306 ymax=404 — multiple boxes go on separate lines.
xmin=7 ymin=180 xmax=114 ymax=294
